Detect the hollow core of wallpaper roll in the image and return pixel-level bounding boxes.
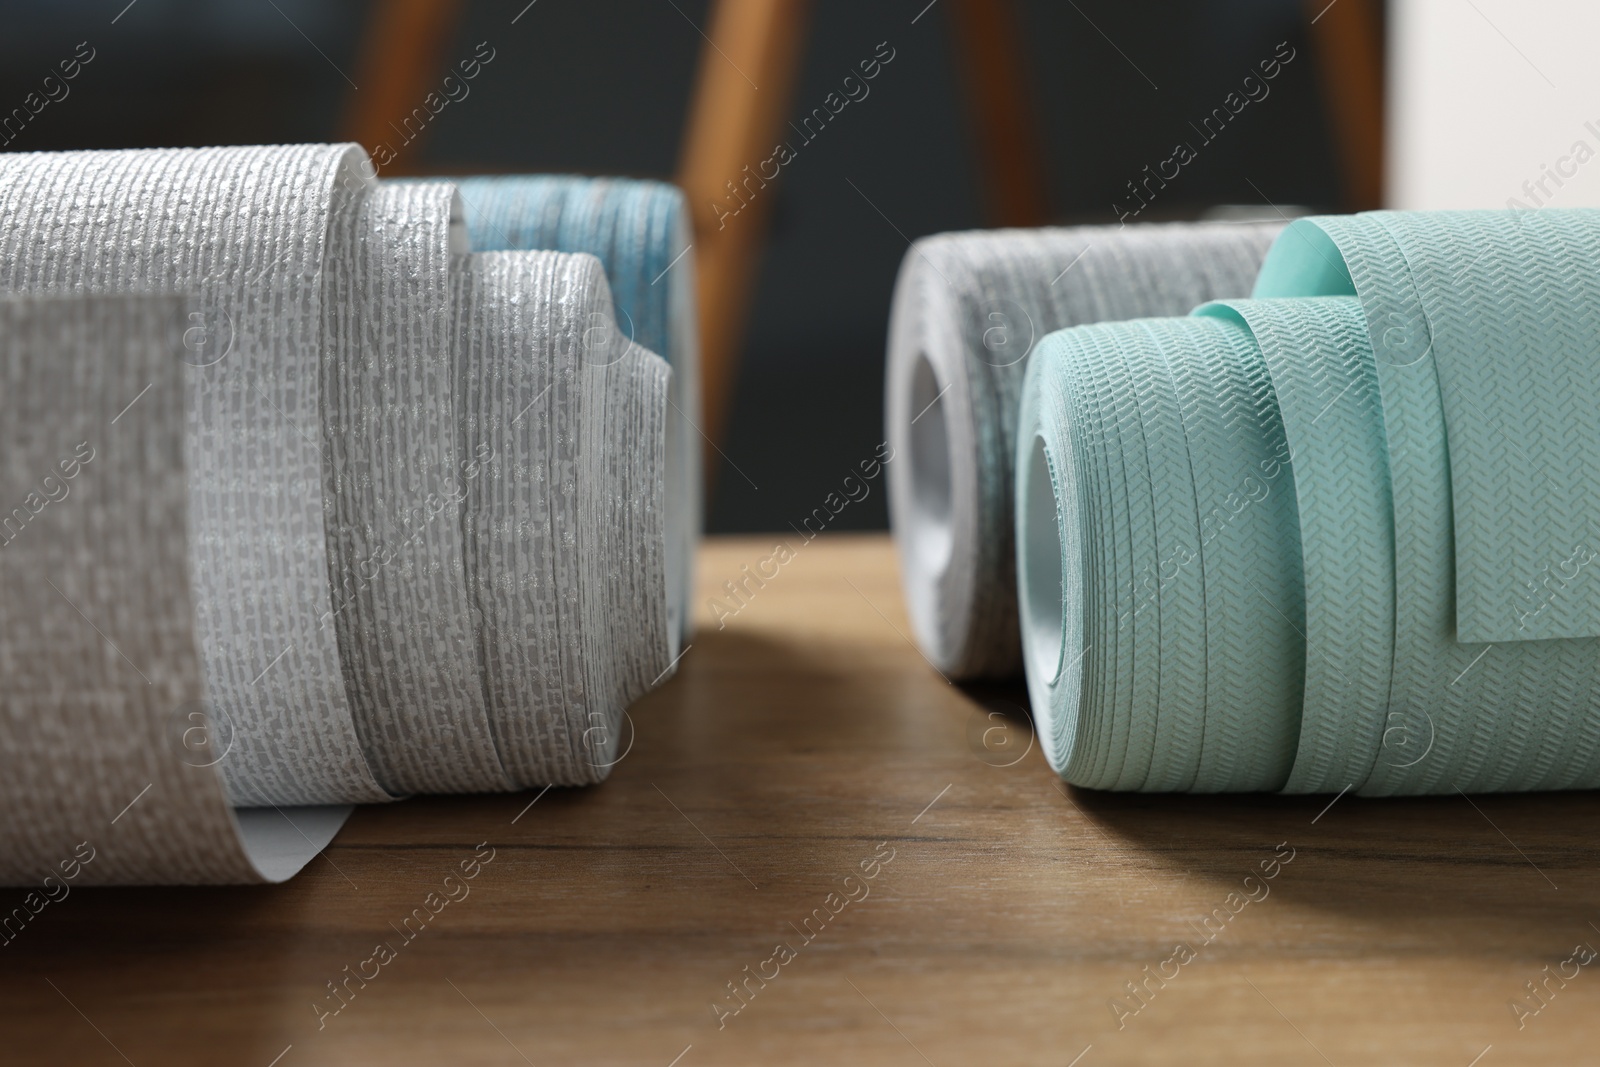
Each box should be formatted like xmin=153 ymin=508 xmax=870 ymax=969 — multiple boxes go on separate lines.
xmin=886 ymin=221 xmax=1282 ymax=681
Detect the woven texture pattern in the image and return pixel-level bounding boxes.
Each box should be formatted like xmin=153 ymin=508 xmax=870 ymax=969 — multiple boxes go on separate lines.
xmin=0 ymin=147 xmax=677 ymax=883
xmin=456 ymin=251 xmax=671 ymax=786
xmin=0 ymin=296 xmax=265 ymax=885
xmin=887 ymin=221 xmax=1280 ymax=680
xmin=0 ymin=144 xmax=389 ymax=808
xmin=323 ymin=181 xmax=512 ymax=795
xmin=450 ymin=175 xmax=699 ymax=652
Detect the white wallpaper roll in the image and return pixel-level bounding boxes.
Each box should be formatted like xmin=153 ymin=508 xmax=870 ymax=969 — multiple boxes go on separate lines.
xmin=321 ymin=180 xmax=513 ymax=796
xmin=0 ymin=143 xmax=390 ymax=807
xmin=448 ymin=176 xmax=699 ymax=655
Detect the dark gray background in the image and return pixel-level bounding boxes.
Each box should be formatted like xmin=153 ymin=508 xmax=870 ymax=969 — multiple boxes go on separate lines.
xmin=0 ymin=0 xmax=1339 ymax=532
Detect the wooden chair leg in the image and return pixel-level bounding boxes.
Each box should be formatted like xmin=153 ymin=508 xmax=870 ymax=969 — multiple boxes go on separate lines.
xmin=676 ymin=0 xmax=812 ymax=471
xmin=947 ymin=0 xmax=1051 ymax=227
xmin=1306 ymin=0 xmax=1385 ymax=210
xmin=339 ymin=0 xmax=465 ymax=175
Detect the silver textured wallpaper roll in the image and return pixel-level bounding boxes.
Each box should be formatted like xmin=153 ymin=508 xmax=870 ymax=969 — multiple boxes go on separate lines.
xmin=0 ymin=146 xmax=676 ymax=884
xmin=885 ymin=221 xmax=1281 ymax=679
xmin=0 ymin=294 xmax=349 ymax=885
xmin=448 ymin=176 xmax=700 ymax=655
xmin=323 ymin=180 xmax=514 ymax=796
xmin=455 ymin=250 xmax=670 ymax=787
xmin=0 ymin=143 xmax=390 ymax=807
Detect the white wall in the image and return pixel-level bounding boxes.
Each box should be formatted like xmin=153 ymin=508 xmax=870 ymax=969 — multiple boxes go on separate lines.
xmin=1388 ymin=0 xmax=1600 ymax=209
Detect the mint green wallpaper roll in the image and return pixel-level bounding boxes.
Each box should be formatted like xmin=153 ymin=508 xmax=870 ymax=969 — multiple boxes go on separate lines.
xmin=1019 ymin=209 xmax=1600 ymax=795
xmin=1256 ymin=212 xmax=1600 ymax=796
xmin=1198 ymin=297 xmax=1395 ymax=795
xmin=1017 ymin=312 xmax=1303 ymax=793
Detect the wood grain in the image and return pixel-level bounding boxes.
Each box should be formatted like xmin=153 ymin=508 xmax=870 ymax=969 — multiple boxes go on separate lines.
xmin=3 ymin=534 xmax=1598 ymax=1065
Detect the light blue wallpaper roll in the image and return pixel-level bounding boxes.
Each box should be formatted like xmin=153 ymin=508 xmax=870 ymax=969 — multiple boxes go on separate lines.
xmin=1019 ymin=209 xmax=1600 ymax=795
xmin=445 ymin=175 xmax=701 ymax=653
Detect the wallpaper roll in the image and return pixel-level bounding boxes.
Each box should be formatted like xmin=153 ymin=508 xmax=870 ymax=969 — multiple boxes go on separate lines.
xmin=0 ymin=143 xmax=390 ymax=808
xmin=323 ymin=180 xmax=513 ymax=796
xmin=886 ymin=221 xmax=1281 ymax=680
xmin=0 ymin=295 xmax=347 ymax=885
xmin=0 ymin=146 xmax=675 ymax=883
xmin=448 ymin=175 xmax=700 ymax=654
xmin=454 ymin=250 xmax=671 ymax=787
xmin=1016 ymin=312 xmax=1303 ymax=792
xmin=1018 ymin=208 xmax=1600 ymax=795
xmin=1216 ymin=297 xmax=1394 ymax=795
xmin=1256 ymin=211 xmax=1600 ymax=796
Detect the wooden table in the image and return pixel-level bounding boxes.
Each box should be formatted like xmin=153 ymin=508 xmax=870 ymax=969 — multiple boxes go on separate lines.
xmin=4 ymin=534 xmax=1597 ymax=1065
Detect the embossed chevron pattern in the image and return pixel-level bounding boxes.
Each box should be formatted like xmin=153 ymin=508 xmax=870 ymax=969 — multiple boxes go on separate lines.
xmin=1377 ymin=210 xmax=1600 ymax=644
xmin=1019 ymin=209 xmax=1600 ymax=796
xmin=1018 ymin=313 xmax=1302 ymax=794
xmin=1207 ymin=297 xmax=1394 ymax=795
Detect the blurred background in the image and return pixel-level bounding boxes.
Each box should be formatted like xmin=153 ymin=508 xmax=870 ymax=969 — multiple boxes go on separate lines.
xmin=0 ymin=0 xmax=1380 ymax=531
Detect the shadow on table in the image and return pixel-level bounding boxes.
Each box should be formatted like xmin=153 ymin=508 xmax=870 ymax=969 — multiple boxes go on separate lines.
xmin=936 ymin=658 xmax=1598 ymax=948
xmin=680 ymin=623 xmax=1598 ymax=958
xmin=1065 ymin=780 xmax=1599 ymax=950
xmin=0 ymin=875 xmax=301 ymax=1059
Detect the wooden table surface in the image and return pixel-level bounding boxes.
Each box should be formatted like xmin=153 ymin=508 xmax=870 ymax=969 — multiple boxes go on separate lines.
xmin=4 ymin=533 xmax=1598 ymax=1066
